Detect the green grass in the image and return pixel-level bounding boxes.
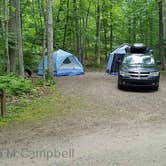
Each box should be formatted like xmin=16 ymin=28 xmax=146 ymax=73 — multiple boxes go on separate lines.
xmin=0 ymin=86 xmax=83 ymax=127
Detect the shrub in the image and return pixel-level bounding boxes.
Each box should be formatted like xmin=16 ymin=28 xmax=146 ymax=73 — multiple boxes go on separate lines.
xmin=0 ymin=75 xmax=33 ymax=96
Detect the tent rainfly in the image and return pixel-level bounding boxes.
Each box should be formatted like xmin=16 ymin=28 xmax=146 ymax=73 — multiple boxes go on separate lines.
xmin=38 ymin=49 xmax=84 ymax=76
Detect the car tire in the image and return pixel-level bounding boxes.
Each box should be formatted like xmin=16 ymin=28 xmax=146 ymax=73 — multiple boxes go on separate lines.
xmin=118 ymin=80 xmax=123 ymax=89
xmin=118 ymin=82 xmax=123 ymax=89
xmin=118 ymin=77 xmax=123 ymax=89
xmin=153 ymin=85 xmax=159 ymax=91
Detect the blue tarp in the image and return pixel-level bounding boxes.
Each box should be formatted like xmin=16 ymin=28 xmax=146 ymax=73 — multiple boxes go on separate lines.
xmin=106 ymin=44 xmax=130 ymax=75
xmin=37 ymin=49 xmax=84 ymax=76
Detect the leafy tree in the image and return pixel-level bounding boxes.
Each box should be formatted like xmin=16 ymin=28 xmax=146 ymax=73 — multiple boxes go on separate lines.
xmin=0 ymin=0 xmax=165 ymax=75
xmin=46 ymin=0 xmax=54 ymax=78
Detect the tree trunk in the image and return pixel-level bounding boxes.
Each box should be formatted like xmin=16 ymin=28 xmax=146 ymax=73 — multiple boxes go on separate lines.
xmin=162 ymin=0 xmax=166 ymax=69
xmin=127 ymin=19 xmax=131 ymax=44
xmin=96 ymin=0 xmax=101 ymax=65
xmin=101 ymin=0 xmax=108 ymax=60
xmin=38 ymin=0 xmax=47 ymax=84
xmin=16 ymin=0 xmax=24 ymax=77
xmin=79 ymin=0 xmax=83 ymax=63
xmin=46 ymin=0 xmax=54 ymax=78
xmin=73 ymin=0 xmax=80 ymax=60
xmin=103 ymin=19 xmax=108 ymax=60
xmin=32 ymin=0 xmax=38 ymax=35
xmin=158 ymin=0 xmax=166 ymax=70
xmin=109 ymin=5 xmax=113 ymax=51
xmin=84 ymin=0 xmax=91 ymax=60
xmin=4 ymin=0 xmax=10 ymax=73
xmin=62 ymin=0 xmax=70 ymax=49
xmin=9 ymin=0 xmax=17 ymax=73
xmin=132 ymin=18 xmax=136 ymax=43
xmin=110 ymin=25 xmax=113 ymax=51
xmin=42 ymin=29 xmax=46 ymax=85
xmin=55 ymin=0 xmax=64 ymax=48
xmin=73 ymin=0 xmax=81 ymax=60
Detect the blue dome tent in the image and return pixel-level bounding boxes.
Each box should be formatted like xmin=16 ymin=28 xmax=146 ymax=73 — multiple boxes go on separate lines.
xmin=37 ymin=49 xmax=84 ymax=76
xmin=106 ymin=44 xmax=130 ymax=75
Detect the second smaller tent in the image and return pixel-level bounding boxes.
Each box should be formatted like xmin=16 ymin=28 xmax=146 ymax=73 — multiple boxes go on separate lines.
xmin=106 ymin=44 xmax=130 ymax=75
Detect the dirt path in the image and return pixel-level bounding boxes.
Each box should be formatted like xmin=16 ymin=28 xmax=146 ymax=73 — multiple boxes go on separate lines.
xmin=1 ymin=72 xmax=166 ymax=166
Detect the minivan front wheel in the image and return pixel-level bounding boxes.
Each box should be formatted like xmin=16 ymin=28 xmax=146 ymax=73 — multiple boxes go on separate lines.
xmin=152 ymin=82 xmax=159 ymax=91
xmin=118 ymin=77 xmax=123 ymax=89
xmin=153 ymin=85 xmax=159 ymax=91
xmin=118 ymin=83 xmax=122 ymax=89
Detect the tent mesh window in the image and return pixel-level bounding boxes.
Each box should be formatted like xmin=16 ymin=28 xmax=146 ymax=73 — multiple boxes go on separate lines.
xmin=63 ymin=57 xmax=71 ymax=64
xmin=60 ymin=57 xmax=80 ymax=69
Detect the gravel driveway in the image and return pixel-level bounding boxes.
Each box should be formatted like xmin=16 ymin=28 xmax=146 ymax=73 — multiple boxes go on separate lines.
xmin=1 ymin=72 xmax=166 ymax=166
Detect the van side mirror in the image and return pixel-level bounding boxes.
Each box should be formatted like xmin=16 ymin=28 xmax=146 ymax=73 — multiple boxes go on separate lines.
xmin=156 ymin=60 xmax=161 ymax=65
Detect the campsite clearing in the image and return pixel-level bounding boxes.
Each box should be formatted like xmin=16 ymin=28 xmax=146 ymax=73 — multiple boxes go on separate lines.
xmin=0 ymin=72 xmax=166 ymax=166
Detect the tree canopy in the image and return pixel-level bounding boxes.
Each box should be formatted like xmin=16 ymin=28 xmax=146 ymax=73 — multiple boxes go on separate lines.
xmin=0 ymin=0 xmax=165 ymax=75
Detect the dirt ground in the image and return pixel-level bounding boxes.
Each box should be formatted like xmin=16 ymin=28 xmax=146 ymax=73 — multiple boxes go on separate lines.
xmin=0 ymin=72 xmax=166 ymax=166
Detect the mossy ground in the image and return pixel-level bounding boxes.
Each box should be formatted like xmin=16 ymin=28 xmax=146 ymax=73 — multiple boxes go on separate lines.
xmin=0 ymin=86 xmax=83 ymax=127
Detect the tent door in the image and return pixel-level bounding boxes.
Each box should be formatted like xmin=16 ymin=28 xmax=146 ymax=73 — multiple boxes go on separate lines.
xmin=111 ymin=54 xmax=125 ymax=73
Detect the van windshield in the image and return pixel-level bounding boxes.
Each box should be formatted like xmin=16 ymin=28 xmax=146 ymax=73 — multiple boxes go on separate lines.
xmin=123 ymin=54 xmax=155 ymax=66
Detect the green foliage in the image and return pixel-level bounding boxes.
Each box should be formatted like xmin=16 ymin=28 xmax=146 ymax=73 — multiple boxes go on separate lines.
xmin=0 ymin=0 xmax=161 ymax=71
xmin=0 ymin=87 xmax=83 ymax=127
xmin=34 ymin=78 xmax=43 ymax=86
xmin=34 ymin=77 xmax=55 ymax=86
xmin=24 ymin=51 xmax=41 ymax=72
xmin=46 ymin=79 xmax=55 ymax=86
xmin=0 ymin=56 xmax=6 ymax=75
xmin=85 ymin=62 xmax=103 ymax=69
xmin=0 ymin=75 xmax=33 ymax=96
